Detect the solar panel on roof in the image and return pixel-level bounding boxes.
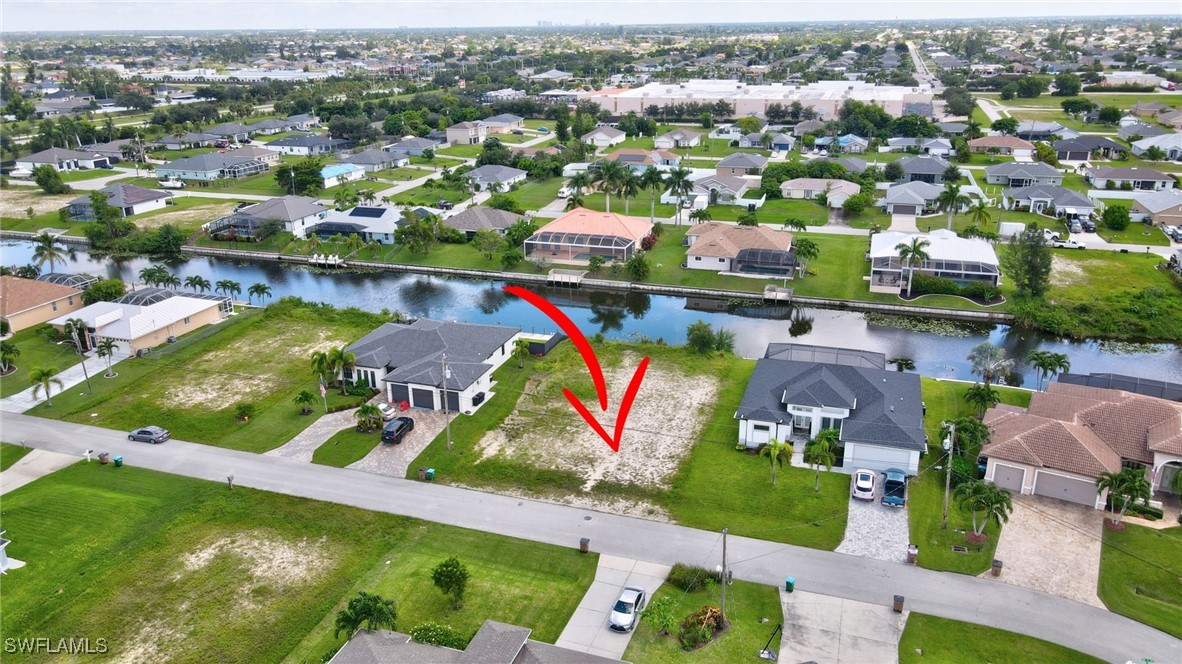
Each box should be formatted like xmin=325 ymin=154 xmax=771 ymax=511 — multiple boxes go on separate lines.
xmin=349 ymin=207 xmax=386 ymax=218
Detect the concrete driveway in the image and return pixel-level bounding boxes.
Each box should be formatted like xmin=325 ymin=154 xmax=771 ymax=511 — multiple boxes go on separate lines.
xmin=836 ymin=473 xmax=910 ymax=563
xmin=780 ymin=589 xmax=908 ymax=664
xmin=985 ymin=495 xmax=1103 ymax=607
xmin=555 ymin=554 xmax=670 ymax=660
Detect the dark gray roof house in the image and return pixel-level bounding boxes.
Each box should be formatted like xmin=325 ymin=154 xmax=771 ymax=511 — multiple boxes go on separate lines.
xmin=983 ymin=161 xmax=1064 ymax=186
xmin=814 ymin=157 xmax=868 ymax=174
xmin=443 ymin=205 xmax=526 ymax=237
xmin=330 ymin=622 xmax=626 ymax=664
xmin=897 ymin=155 xmax=952 ymax=182
xmin=339 ymin=148 xmax=408 ymax=168
xmin=67 ymin=184 xmax=171 ymax=219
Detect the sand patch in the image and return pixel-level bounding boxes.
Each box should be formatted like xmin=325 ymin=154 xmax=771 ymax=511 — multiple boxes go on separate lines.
xmin=164 ymin=373 xmax=277 ymax=409
xmin=119 ymin=619 xmax=186 ymax=664
xmin=179 ymin=532 xmax=328 ymax=585
xmin=136 ymin=200 xmax=237 ymax=230
xmin=1050 ymin=254 xmax=1086 ymax=287
xmin=0 ymin=189 xmax=78 ymax=217
xmin=477 ymin=354 xmax=719 ymax=492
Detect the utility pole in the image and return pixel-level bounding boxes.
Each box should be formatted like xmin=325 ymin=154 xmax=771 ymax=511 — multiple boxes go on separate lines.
xmin=942 ymin=421 xmax=955 ymax=530
xmin=441 ymin=353 xmax=453 ymax=451
xmin=720 ymin=527 xmax=729 ymax=628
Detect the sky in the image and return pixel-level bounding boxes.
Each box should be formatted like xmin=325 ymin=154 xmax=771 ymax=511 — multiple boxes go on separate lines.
xmin=3 ymin=0 xmax=1179 ymax=33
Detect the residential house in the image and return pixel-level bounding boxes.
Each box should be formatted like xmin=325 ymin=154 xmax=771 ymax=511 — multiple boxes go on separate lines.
xmin=246 ymin=118 xmax=295 ymax=135
xmin=155 ymin=153 xmax=268 ymax=181
xmin=885 ymin=137 xmax=953 ymax=157
xmin=938 ymin=122 xmax=968 ymax=136
xmin=524 ymin=207 xmax=652 ymax=263
xmin=1014 ymin=121 xmax=1080 ymax=141
xmin=708 ymin=124 xmax=745 ymax=140
xmin=896 ymin=155 xmax=952 ymax=183
xmin=49 ymin=287 xmax=230 ymax=356
xmin=1085 ymin=166 xmax=1176 ymax=191
xmin=832 ymin=134 xmax=870 ymax=154
xmin=206 ymin=122 xmax=253 ymax=142
xmin=684 ymin=222 xmax=795 ymax=276
xmin=321 ymin=163 xmax=365 ymax=188
xmin=602 ymin=148 xmax=680 ymax=172
xmin=969 ymin=136 xmax=1035 ymax=158
xmin=205 ymin=195 xmax=329 ymax=239
xmin=481 ymin=113 xmax=525 ymax=134
xmin=880 ymin=181 xmax=945 ymax=215
xmin=1131 ymin=134 xmax=1182 ymax=161
xmin=735 ymin=343 xmax=926 ymax=475
xmin=529 ymin=69 xmax=573 ymax=81
xmin=15 ymin=147 xmax=111 ymax=173
xmin=155 ymin=132 xmax=220 ymax=150
xmin=663 ymin=174 xmax=754 ymax=207
xmin=382 ymin=137 xmax=440 ymax=156
xmin=1158 ymin=109 xmax=1182 ymax=130
xmin=306 ymin=206 xmax=403 ymax=245
xmin=981 ymin=382 xmax=1182 ymax=507
xmin=66 ymin=184 xmax=172 ymax=220
xmin=268 ymin=135 xmax=348 ymax=156
xmin=1118 ymin=122 xmax=1170 ymax=141
xmin=80 ymin=139 xmax=133 ymax=163
xmin=287 ymin=113 xmax=319 ymax=131
xmin=815 ymin=157 xmax=869 ymax=174
xmin=1130 ymin=101 xmax=1171 ymax=117
xmin=464 ymin=165 xmax=527 ymax=191
xmin=716 ymin=152 xmax=768 ymax=176
xmin=445 ymin=121 xmax=488 ymax=146
xmin=738 ymin=132 xmax=769 ymax=149
xmin=0 ymin=276 xmax=84 ymax=333
xmin=443 ymin=206 xmax=525 ymax=239
xmin=654 ymin=128 xmax=702 ymax=149
xmin=1131 ymin=189 xmax=1182 ymax=226
xmin=792 ymin=119 xmax=825 ymax=137
xmin=766 ymin=132 xmax=796 ymax=151
xmin=345 ymin=318 xmax=521 ymax=412
xmin=231 ymin=145 xmax=282 ymax=165
xmin=780 ymin=178 xmax=861 ymax=207
xmin=1002 ymin=185 xmax=1095 ymax=219
xmin=1053 ymin=137 xmax=1125 ymax=161
xmin=983 ymin=162 xmax=1064 ymax=187
xmin=868 ymin=229 xmax=1000 ymax=293
xmin=581 ymin=126 xmax=627 ymax=149
xmin=329 ymin=621 xmax=625 ymax=664
xmin=339 ymin=149 xmax=409 ymax=173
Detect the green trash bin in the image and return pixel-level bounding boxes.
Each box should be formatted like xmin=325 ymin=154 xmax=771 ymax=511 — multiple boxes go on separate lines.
xmin=426 ymin=468 xmax=435 ymax=481
xmin=113 ymin=455 xmax=124 ymax=468
xmin=785 ymin=577 xmax=795 ymax=593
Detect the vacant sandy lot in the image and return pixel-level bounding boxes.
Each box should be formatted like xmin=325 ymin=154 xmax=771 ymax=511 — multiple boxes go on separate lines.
xmin=477 ymin=354 xmax=719 ymax=503
xmin=0 ymin=189 xmax=77 ymax=217
xmin=1050 ymin=254 xmax=1086 ymax=287
xmin=137 ymin=200 xmax=237 ymax=230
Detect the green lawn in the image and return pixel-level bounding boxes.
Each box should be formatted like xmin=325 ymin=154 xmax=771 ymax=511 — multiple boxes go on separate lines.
xmin=522 ymin=119 xmax=554 ymax=131
xmin=984 ymin=91 xmax=1182 ymax=110
xmin=0 ymin=326 xmax=85 ymax=399
xmin=0 ymin=209 xmax=87 ymax=236
xmin=582 ymin=190 xmax=678 ymax=218
xmin=1098 ymin=524 xmax=1182 ymax=640
xmin=373 ymin=166 xmax=431 ymax=182
xmin=0 ymin=462 xmax=596 ymax=664
xmin=27 ymin=301 xmax=379 ymax=453
xmin=386 ymin=183 xmax=471 ymax=208
xmin=59 ymin=168 xmax=121 ymax=183
xmin=613 ymin=134 xmax=769 ymax=159
xmin=511 ymin=177 xmax=564 ymax=210
xmin=437 ymin=143 xmax=486 ymax=158
xmin=311 ymin=426 xmax=380 ymax=468
xmin=0 ymin=442 xmax=33 ymax=471
xmin=909 ymin=378 xmax=1032 ymax=574
xmin=1091 ymin=212 xmax=1171 ymax=246
xmin=705 ymin=198 xmax=831 ymax=225
xmin=898 ymin=613 xmax=1104 ymax=664
xmin=623 ymin=580 xmax=781 ymax=664
xmin=409 ymin=154 xmax=466 ymax=167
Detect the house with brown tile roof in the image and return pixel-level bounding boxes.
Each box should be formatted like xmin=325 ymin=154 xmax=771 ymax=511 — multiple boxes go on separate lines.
xmin=685 ymin=222 xmax=795 ymax=276
xmin=523 ymin=208 xmax=652 ymax=264
xmin=968 ymin=136 xmax=1035 ymax=158
xmin=981 ymin=382 xmax=1182 ymax=508
xmin=0 ymin=275 xmax=85 ymax=333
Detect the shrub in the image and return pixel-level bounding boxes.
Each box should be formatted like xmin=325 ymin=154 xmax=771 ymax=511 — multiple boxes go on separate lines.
xmin=1105 ymin=497 xmax=1163 ymax=520
xmin=678 ymin=604 xmax=724 ymax=651
xmin=626 ymin=252 xmax=650 ymax=281
xmin=587 ymin=254 xmax=606 ymax=272
xmin=910 ymin=273 xmax=961 ymax=296
xmin=528 ymin=255 xmax=551 ymax=272
xmin=961 ymin=281 xmax=1001 ymax=302
xmin=640 ymin=232 xmax=658 ymax=251
xmin=234 ymin=402 xmax=257 ymax=421
xmin=1102 ymin=205 xmax=1130 ymax=231
xmin=950 ymin=456 xmax=977 ymax=488
xmin=666 ymin=563 xmax=718 ymax=591
xmin=500 ymin=248 xmax=523 ymax=270
xmin=408 ymin=622 xmax=468 ymax=649
xmin=0 ymin=319 xmax=8 ymax=336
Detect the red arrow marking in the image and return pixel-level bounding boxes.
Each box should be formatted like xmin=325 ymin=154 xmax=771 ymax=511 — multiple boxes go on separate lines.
xmin=504 ymin=285 xmax=608 ymax=411
xmin=504 ymin=286 xmax=650 ymax=453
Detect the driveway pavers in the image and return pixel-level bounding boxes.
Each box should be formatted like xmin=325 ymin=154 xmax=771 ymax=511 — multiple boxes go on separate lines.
xmin=836 ymin=473 xmax=910 ymax=563
xmin=347 ymin=408 xmax=453 ymax=477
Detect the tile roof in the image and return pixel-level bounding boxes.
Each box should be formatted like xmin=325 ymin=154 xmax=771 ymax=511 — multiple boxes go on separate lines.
xmin=534 ymin=208 xmax=653 ymax=243
xmin=969 ymin=136 xmax=1036 ymax=150
xmin=0 ymin=276 xmax=81 ymax=317
xmin=685 ymin=222 xmax=792 ymax=259
xmin=780 ymin=178 xmax=861 ymax=198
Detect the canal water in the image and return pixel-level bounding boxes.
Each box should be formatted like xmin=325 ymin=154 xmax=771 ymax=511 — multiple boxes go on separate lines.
xmin=4 ymin=241 xmax=1181 ymax=384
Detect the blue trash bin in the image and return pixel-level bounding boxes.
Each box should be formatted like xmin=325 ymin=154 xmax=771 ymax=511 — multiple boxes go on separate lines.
xmin=426 ymin=468 xmax=435 ymax=481
xmin=785 ymin=576 xmax=796 ymax=592
xmin=113 ymin=455 xmax=124 ymax=468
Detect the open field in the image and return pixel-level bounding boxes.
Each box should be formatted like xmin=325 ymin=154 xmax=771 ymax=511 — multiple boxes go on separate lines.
xmin=134 ymin=196 xmax=238 ymax=232
xmin=0 ymin=188 xmax=79 ymax=217
xmin=1098 ymin=524 xmax=1182 ymax=640
xmin=0 ymin=326 xmax=85 ymax=399
xmin=623 ymin=580 xmax=781 ymax=664
xmin=28 ymin=300 xmax=381 ymax=452
xmin=1039 ymin=250 xmax=1182 ymax=340
xmin=898 ymin=613 xmax=1104 ymax=664
xmin=511 ymin=177 xmax=564 ymax=210
xmin=981 ymin=91 xmax=1182 ymax=110
xmin=0 ymin=463 xmax=596 ymax=664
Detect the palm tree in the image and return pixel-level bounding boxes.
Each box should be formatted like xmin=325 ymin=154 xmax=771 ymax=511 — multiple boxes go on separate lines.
xmin=306 ymin=234 xmax=323 ymax=254
xmin=954 ymin=480 xmax=1014 ymax=537
xmin=184 ymin=275 xmax=211 ymax=293
xmin=591 ymin=160 xmax=628 ymax=213
xmin=344 ymin=233 xmax=365 ymax=257
xmin=803 ymin=429 xmax=838 ymax=492
xmin=139 ymin=265 xmax=163 ymax=286
xmin=967 ymin=341 xmax=1013 ymax=389
xmin=639 ymin=167 xmax=666 ymax=224
xmin=223 ymin=280 xmax=242 ymax=302
xmin=247 ymin=282 xmax=272 ymax=305
xmin=665 ymin=167 xmax=693 ymax=225
xmin=62 ymin=316 xmax=92 ymax=390
xmin=963 ymin=120 xmax=983 ymax=140
xmin=311 ymin=350 xmax=331 ymax=384
xmin=333 ymin=187 xmax=359 ymax=210
xmin=793 ymin=238 xmax=819 ymax=279
xmin=355 ymin=403 xmax=383 ymax=432
xmin=333 ymin=591 xmax=398 ymax=639
xmin=568 ymin=171 xmax=591 ymax=196
xmin=513 ymin=337 xmax=532 ymax=369
xmin=1041 ymin=352 xmax=1070 ymax=391
xmin=968 ymin=199 xmax=993 ymax=229
xmin=782 ymin=217 xmax=808 ymax=232
xmin=888 ymin=357 xmax=916 ymax=372
xmin=32 ymin=232 xmax=68 ymax=273
xmin=358 ymin=189 xmax=377 ymax=206
xmin=936 ymin=182 xmax=971 ymax=230
xmin=293 ymin=389 xmax=316 ymax=415
xmin=29 ymin=365 xmax=64 ymax=406
xmin=895 ymin=237 xmax=931 ymax=298
xmin=159 ymin=273 xmax=181 ymax=289
xmin=688 ymin=209 xmax=712 ymax=223
xmin=328 ymin=346 xmax=357 ymax=394
xmin=1025 ymin=350 xmax=1052 ymax=391
xmin=564 ymin=191 xmax=585 ymax=211
xmin=618 ymin=171 xmax=642 ymax=215
xmin=758 ymin=438 xmax=793 ymax=486
xmin=1097 ymin=468 xmax=1152 ymax=527
xmin=964 ymin=382 xmax=1001 ymax=418
xmin=0 ymin=340 xmax=20 ymax=374
xmin=95 ymin=337 xmax=118 ymax=377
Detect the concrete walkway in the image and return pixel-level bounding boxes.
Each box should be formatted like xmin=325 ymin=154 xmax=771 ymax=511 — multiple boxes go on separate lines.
xmin=0 ymin=448 xmax=78 ymax=495
xmin=3 ymin=413 xmax=1179 ymax=664
xmin=263 ymin=407 xmax=359 ymax=463
xmin=780 ymin=589 xmax=908 ymax=664
xmin=0 ymin=352 xmax=126 ymax=414
xmin=555 ymin=554 xmax=670 ymax=660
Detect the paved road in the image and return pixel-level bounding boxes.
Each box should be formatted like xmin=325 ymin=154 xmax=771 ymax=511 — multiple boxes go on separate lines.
xmin=4 ymin=414 xmax=1178 ymax=663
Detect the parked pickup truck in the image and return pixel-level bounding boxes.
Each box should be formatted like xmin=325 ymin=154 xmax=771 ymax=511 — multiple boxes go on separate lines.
xmin=1051 ymin=238 xmax=1085 ymax=250
xmin=881 ymin=468 xmax=908 ymax=508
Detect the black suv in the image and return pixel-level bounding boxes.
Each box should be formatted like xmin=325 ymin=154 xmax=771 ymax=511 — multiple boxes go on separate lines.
xmin=381 ymin=417 xmax=415 ymax=444
xmin=437 ymin=200 xmax=454 ymax=210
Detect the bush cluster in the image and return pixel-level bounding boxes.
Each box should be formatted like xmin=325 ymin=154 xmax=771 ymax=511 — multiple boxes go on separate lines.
xmin=666 ymin=563 xmax=718 ymax=592
xmin=408 ymin=622 xmax=468 ymax=650
xmin=910 ymin=274 xmax=1000 ymax=302
xmin=678 ymin=604 xmax=724 ymax=651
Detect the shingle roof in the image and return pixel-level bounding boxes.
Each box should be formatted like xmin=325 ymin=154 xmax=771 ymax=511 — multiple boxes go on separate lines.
xmin=1132 ymin=189 xmax=1182 ymax=213
xmin=465 ymin=165 xmax=527 ymax=183
xmin=444 ymin=206 xmax=524 ymax=232
xmin=691 ymin=174 xmax=750 ymax=195
xmin=459 ymin=621 xmax=529 ymax=663
xmin=241 ymin=195 xmax=328 ymax=222
xmin=582 ymin=126 xmax=625 ymax=140
xmin=882 ymin=181 xmax=943 ymax=205
xmin=716 ymin=152 xmax=769 ymax=170
xmin=0 ymin=276 xmax=81 ymax=317
xmin=20 ymin=147 xmax=107 ymax=163
xmin=346 ymin=319 xmax=520 ymax=391
xmin=160 ymin=153 xmax=263 ymax=172
xmin=330 ymin=629 xmax=461 ymax=664
xmin=1087 ymin=166 xmax=1173 ymax=181
xmin=898 ymin=154 xmax=951 ymax=175
xmin=69 ymin=183 xmax=170 ymax=209
xmin=388 ymin=137 xmax=440 ymax=149
xmin=1002 ymin=185 xmax=1092 ymax=208
xmin=483 ymin=113 xmax=523 ymax=125
xmin=339 ymin=149 xmax=401 ymax=166
xmin=685 ymin=222 xmax=792 ymax=259
xmin=270 ymin=135 xmax=347 ymax=148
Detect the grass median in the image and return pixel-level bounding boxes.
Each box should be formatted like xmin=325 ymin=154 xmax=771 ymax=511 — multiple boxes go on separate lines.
xmin=898 ymin=613 xmax=1104 ymax=663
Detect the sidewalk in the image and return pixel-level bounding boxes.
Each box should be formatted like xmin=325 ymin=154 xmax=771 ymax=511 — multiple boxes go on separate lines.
xmin=0 ymin=448 xmax=78 ymax=495
xmin=0 ymin=352 xmax=124 ymax=414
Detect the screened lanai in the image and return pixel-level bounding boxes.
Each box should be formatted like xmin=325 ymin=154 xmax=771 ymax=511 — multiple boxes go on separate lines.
xmin=524 ymin=230 xmax=637 ymax=262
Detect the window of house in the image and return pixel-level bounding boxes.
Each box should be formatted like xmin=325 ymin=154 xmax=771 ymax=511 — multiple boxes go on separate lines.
xmin=51 ymin=301 xmax=58 ymax=311
xmin=694 ymin=256 xmax=701 ymax=261
xmin=68 ymin=296 xmax=74 ymax=305
xmin=719 ymin=258 xmax=725 ymax=263
xmin=183 ymin=316 xmax=191 ymax=324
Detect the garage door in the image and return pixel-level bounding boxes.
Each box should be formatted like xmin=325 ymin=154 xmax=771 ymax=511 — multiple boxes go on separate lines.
xmin=892 ymin=205 xmax=917 ymax=215
xmin=389 ymin=384 xmax=409 ymax=405
xmin=411 ymin=387 xmax=435 ymax=409
xmin=1033 ymin=471 xmax=1095 ymax=506
xmin=992 ymin=464 xmax=1025 ymax=492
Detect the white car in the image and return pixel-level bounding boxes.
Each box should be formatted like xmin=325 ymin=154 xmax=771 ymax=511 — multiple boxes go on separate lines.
xmin=852 ymin=469 xmax=876 ymax=501
xmin=376 ymin=402 xmax=399 ymax=421
xmin=557 ymin=186 xmax=573 ymax=198
xmin=1052 ymin=238 xmax=1085 ymax=250
xmin=608 ymin=586 xmax=646 ymax=632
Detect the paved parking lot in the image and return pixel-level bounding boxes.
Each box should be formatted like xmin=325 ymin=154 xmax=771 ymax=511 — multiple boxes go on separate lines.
xmin=836 ymin=473 xmax=910 ymax=563
xmin=555 ymin=554 xmax=670 ymax=660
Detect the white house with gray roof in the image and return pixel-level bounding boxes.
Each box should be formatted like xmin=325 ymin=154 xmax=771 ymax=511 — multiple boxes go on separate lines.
xmin=716 ymin=152 xmax=768 ymax=176
xmin=1002 ymin=185 xmax=1095 ymax=219
xmin=481 ymin=113 xmax=525 ymax=133
xmin=654 ymin=127 xmax=702 ymax=149
xmin=1131 ymin=133 xmax=1182 ymax=161
xmin=67 ymin=184 xmax=172 ymax=220
xmin=344 ymin=318 xmax=523 ymax=413
xmin=155 ymin=153 xmax=269 ymax=181
xmin=735 ymin=343 xmax=926 ymax=475
xmin=205 ymin=195 xmax=328 ymax=239
xmin=382 ymin=136 xmax=441 ymax=156
xmin=268 ymin=135 xmax=348 ymax=156
xmin=880 ymin=181 xmax=945 ymax=215
xmin=983 ymin=162 xmax=1064 ymax=187
xmin=464 ymin=165 xmax=527 ymax=191
xmin=338 ymin=149 xmax=409 ymax=173
xmin=16 ymin=147 xmax=111 ymax=173
xmin=895 ymin=154 xmax=952 ymax=183
xmin=443 ymin=206 xmax=525 ymax=238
